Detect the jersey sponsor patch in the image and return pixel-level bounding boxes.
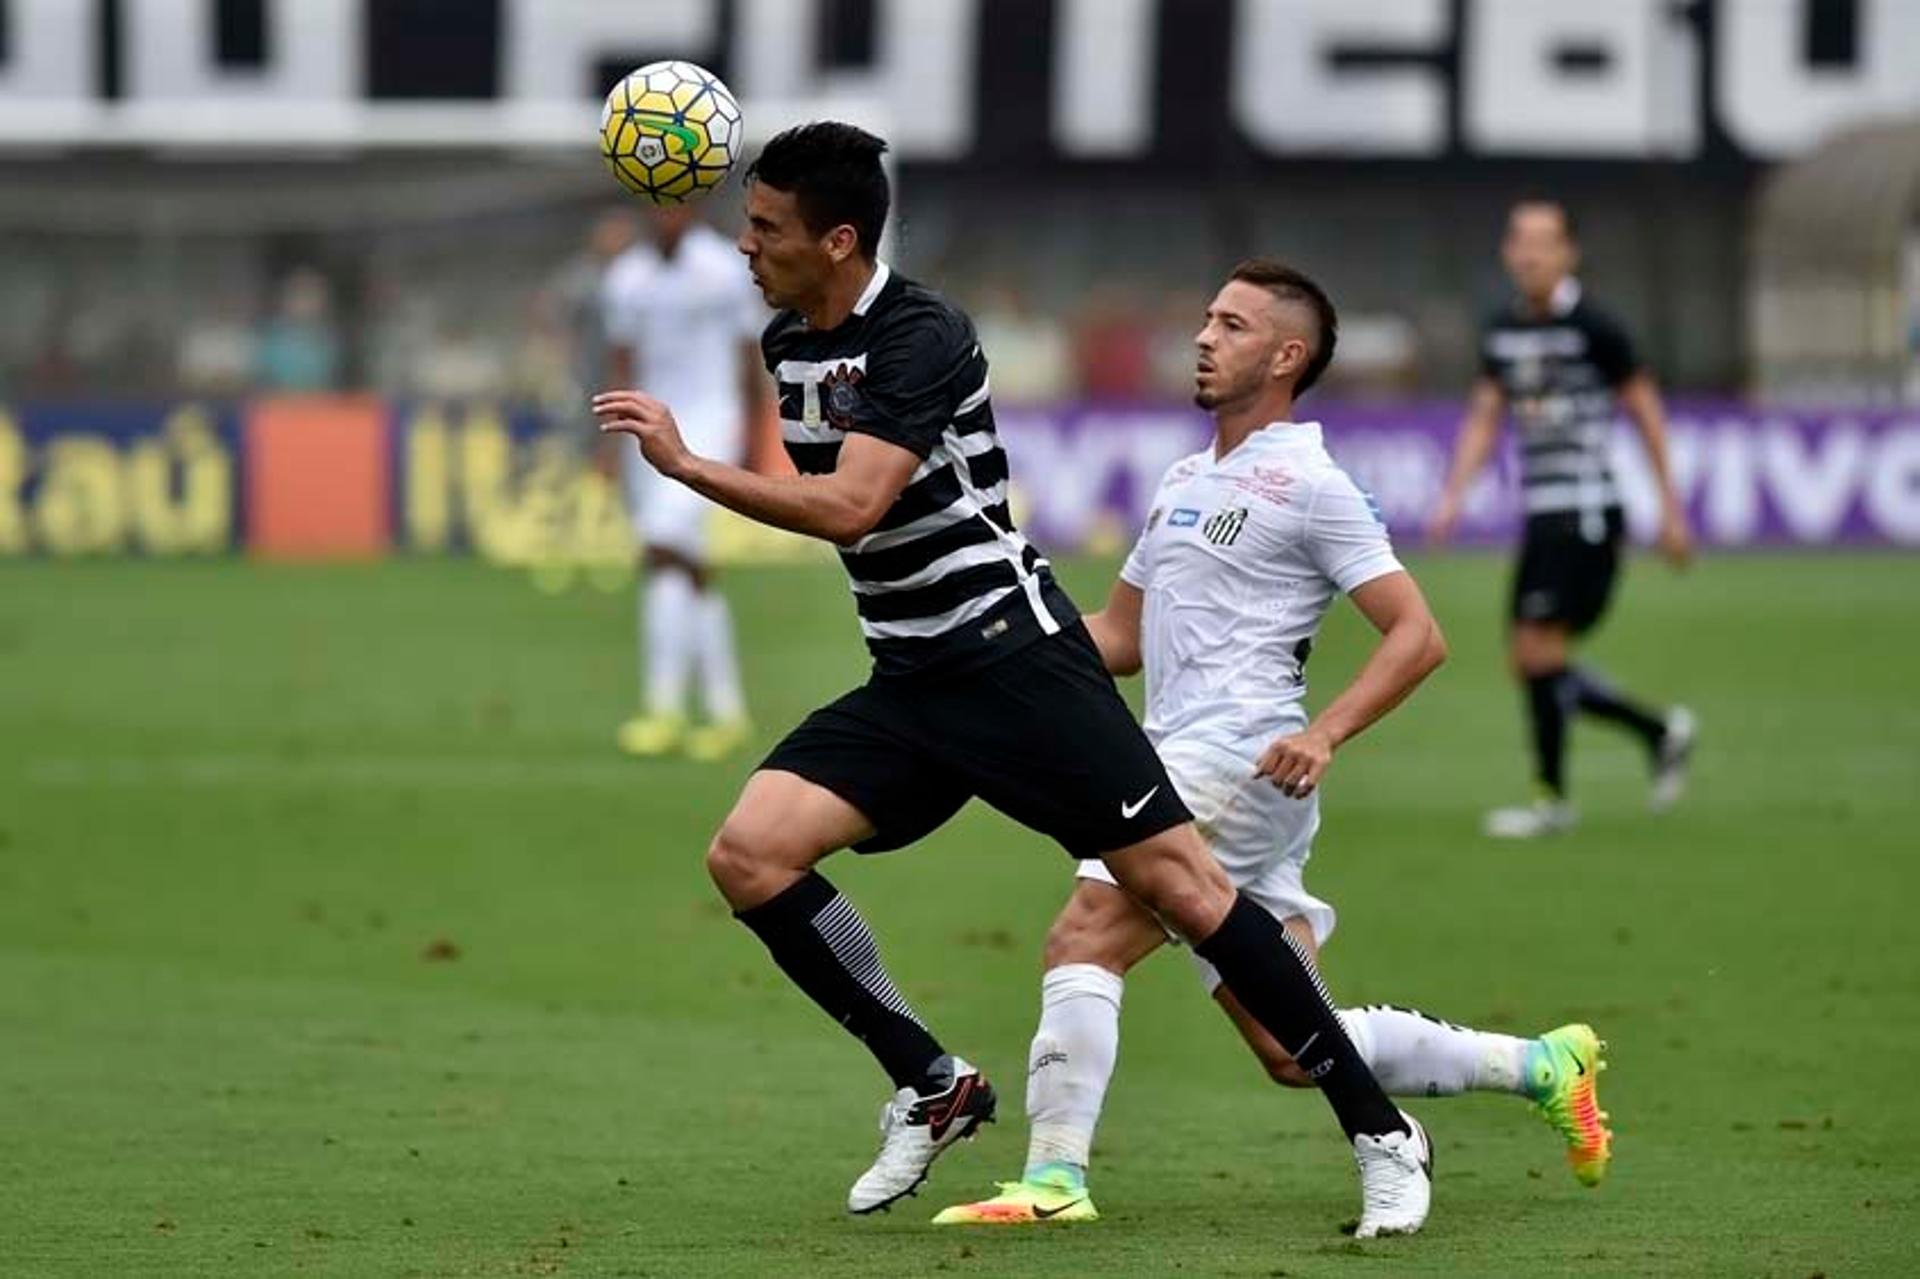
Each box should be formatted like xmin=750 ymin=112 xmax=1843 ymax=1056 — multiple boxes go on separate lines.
xmin=1202 ymin=507 xmax=1248 ymax=546
xmin=1169 ymin=508 xmax=1200 ymax=527
xmin=1222 ymin=463 xmax=1294 ymax=505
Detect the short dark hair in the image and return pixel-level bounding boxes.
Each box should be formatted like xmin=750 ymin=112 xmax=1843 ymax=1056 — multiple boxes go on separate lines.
xmin=1229 ymin=258 xmax=1338 ymax=396
xmin=1509 ymin=196 xmax=1578 ymax=241
xmin=746 ymin=122 xmax=891 ymax=260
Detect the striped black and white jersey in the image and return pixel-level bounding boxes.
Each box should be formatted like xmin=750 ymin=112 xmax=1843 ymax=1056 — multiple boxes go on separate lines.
xmin=763 ymin=262 xmax=1076 ymax=678
xmin=1480 ymin=278 xmax=1640 ymax=528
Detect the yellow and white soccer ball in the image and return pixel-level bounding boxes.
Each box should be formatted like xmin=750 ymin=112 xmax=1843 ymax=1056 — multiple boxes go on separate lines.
xmin=599 ymin=60 xmax=742 ymax=205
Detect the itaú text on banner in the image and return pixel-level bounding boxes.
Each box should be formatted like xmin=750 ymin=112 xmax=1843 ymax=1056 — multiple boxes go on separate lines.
xmin=3 ymin=398 xmax=1917 ymax=557
xmin=995 ymin=403 xmax=1920 ymax=552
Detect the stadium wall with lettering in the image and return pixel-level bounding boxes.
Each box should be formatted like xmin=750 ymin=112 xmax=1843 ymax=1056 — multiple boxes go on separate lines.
xmin=2 ymin=399 xmax=1916 ymax=558
xmin=1 ymin=0 xmax=1913 ymax=165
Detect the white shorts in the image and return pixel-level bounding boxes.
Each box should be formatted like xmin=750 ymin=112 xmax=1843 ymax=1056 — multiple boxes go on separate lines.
xmin=621 ymin=406 xmax=743 ymax=560
xmin=621 ymin=449 xmax=712 ymax=558
xmin=1076 ymin=728 xmax=1336 ymax=994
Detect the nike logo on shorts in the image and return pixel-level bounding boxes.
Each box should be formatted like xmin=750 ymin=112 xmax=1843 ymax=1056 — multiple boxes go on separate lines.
xmin=1120 ymin=786 xmax=1160 ymax=819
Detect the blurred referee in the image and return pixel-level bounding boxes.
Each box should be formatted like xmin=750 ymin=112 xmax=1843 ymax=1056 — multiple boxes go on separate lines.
xmin=1429 ymin=198 xmax=1696 ymax=839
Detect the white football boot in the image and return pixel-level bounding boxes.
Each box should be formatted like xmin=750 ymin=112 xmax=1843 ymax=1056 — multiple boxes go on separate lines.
xmin=1353 ymin=1110 xmax=1433 ymax=1239
xmin=847 ymin=1055 xmax=996 ymax=1214
xmin=1649 ymin=706 xmax=1698 ymax=812
xmin=1484 ymin=798 xmax=1576 ymax=839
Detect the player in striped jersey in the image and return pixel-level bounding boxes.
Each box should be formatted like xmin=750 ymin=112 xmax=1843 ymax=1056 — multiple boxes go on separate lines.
xmin=595 ymin=123 xmax=1432 ymax=1238
xmin=1429 ymin=199 xmax=1697 ymax=839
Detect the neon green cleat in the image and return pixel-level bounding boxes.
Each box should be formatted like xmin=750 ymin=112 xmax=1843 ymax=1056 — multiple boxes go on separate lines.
xmin=616 ymin=713 xmax=685 ymax=758
xmin=685 ymin=718 xmax=754 ymax=763
xmin=932 ymin=1175 xmax=1099 ymax=1225
xmin=1525 ymin=1023 xmax=1612 ymax=1187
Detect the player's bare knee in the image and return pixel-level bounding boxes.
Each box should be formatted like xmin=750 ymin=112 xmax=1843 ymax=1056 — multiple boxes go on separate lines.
xmin=1146 ymin=879 xmax=1230 ymax=944
xmin=705 ymin=814 xmax=792 ymax=905
xmin=703 ymin=825 xmax=754 ymax=898
xmin=1130 ymin=848 xmax=1233 ymax=942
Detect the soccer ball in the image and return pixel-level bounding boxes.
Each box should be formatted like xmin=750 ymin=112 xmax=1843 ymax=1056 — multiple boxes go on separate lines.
xmin=599 ymin=61 xmax=742 ymax=205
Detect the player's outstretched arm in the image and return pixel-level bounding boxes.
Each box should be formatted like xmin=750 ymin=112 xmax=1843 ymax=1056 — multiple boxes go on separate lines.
xmin=1082 ymin=578 xmax=1144 ymax=676
xmin=1426 ymin=377 xmax=1505 ymax=543
xmin=594 ymin=390 xmax=920 ymax=545
xmin=1617 ymin=372 xmax=1693 ymax=568
xmin=1255 ymin=573 xmax=1447 ymax=797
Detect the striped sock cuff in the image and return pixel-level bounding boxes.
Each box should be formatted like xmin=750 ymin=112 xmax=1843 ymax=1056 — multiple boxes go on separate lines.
xmin=810 ymin=893 xmax=927 ymax=1030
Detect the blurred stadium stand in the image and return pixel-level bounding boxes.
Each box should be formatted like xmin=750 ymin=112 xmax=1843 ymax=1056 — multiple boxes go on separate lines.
xmin=1 ymin=0 xmax=1916 ymax=560
xmin=3 ymin=0 xmax=1914 ymax=403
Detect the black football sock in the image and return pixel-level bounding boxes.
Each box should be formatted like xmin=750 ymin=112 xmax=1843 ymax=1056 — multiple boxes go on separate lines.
xmin=1568 ymin=665 xmax=1667 ymax=751
xmin=1195 ymin=894 xmax=1406 ymax=1140
xmin=735 ymin=871 xmax=945 ymax=1091
xmin=1524 ymin=670 xmax=1572 ymax=797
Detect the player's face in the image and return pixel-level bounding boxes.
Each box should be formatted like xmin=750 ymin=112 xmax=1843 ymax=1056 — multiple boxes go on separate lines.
xmin=738 ymin=181 xmax=832 ymax=309
xmin=1503 ymin=205 xmax=1578 ymax=302
xmin=1193 ymin=281 xmax=1286 ymax=410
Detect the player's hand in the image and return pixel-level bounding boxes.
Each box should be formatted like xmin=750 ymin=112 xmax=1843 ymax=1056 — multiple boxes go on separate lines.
xmin=592 ymin=390 xmax=697 ymax=481
xmin=1255 ymin=726 xmax=1335 ymax=799
xmin=1657 ymin=503 xmax=1694 ymax=569
xmin=1425 ymin=494 xmax=1461 ymax=545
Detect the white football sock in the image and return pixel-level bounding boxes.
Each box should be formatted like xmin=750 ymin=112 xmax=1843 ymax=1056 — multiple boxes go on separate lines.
xmin=1024 ymin=963 xmax=1125 ymax=1177
xmin=643 ymin=569 xmax=697 ymax=718
xmin=694 ymin=589 xmax=747 ymax=723
xmin=1338 ymin=1004 xmax=1532 ymax=1096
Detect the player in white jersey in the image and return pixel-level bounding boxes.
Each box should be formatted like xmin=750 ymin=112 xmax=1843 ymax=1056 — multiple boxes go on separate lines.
xmin=602 ymin=205 xmax=771 ymax=761
xmin=936 ymin=260 xmax=1613 ymax=1227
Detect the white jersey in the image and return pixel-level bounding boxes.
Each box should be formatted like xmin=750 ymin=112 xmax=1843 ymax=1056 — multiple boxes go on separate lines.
xmin=601 ymin=223 xmax=765 ymax=449
xmin=1121 ymin=421 xmax=1403 ymax=745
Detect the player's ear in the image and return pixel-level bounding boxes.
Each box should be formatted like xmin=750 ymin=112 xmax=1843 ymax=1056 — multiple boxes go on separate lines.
xmin=1270 ymin=337 xmax=1307 ymax=383
xmin=823 ymin=224 xmax=859 ymax=265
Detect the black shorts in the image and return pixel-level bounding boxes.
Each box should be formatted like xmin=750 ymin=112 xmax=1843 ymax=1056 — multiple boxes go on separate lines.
xmin=761 ymin=623 xmax=1192 ymax=859
xmin=1510 ymin=507 xmax=1625 ymax=635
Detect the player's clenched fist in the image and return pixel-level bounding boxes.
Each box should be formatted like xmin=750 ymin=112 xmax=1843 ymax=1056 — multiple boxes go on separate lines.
xmin=593 ymin=390 xmax=696 ymax=480
xmin=1255 ymin=726 xmax=1336 ymax=798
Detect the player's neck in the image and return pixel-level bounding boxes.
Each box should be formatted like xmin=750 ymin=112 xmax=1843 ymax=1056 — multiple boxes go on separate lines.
xmin=1212 ymin=393 xmax=1295 ymax=459
xmin=801 ymin=260 xmax=879 ymax=331
xmin=1521 ymin=275 xmax=1574 ymax=318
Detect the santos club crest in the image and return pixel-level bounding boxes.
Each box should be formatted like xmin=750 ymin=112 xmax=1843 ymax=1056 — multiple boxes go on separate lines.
xmin=1202 ymin=507 xmax=1248 ymax=546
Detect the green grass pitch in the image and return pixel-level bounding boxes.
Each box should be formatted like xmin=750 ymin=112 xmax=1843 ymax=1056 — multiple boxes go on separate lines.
xmin=2 ymin=551 xmax=1916 ymax=1276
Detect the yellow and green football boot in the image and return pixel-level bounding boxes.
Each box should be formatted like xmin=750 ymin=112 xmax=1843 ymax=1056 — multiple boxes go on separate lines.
xmin=932 ymin=1168 xmax=1098 ymax=1225
xmin=1526 ymin=1023 xmax=1612 ymax=1187
xmin=685 ymin=717 xmax=753 ymax=763
xmin=616 ymin=712 xmax=685 ymax=758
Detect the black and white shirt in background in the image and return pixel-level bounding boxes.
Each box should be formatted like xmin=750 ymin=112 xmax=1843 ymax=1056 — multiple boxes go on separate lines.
xmin=1480 ymin=278 xmax=1641 ymax=534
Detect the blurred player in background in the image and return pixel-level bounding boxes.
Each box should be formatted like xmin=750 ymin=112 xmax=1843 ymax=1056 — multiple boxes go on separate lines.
xmin=603 ymin=203 xmax=769 ymax=761
xmin=597 ymin=123 xmax=1432 ymax=1238
xmin=938 ymin=261 xmax=1609 ymax=1227
xmin=552 ymin=209 xmax=638 ymax=415
xmin=1429 ymin=199 xmax=1696 ymax=838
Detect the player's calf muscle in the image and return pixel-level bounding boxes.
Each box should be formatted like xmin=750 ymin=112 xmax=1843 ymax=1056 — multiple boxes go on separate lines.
xmin=1042 ymin=883 xmax=1165 ymax=974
